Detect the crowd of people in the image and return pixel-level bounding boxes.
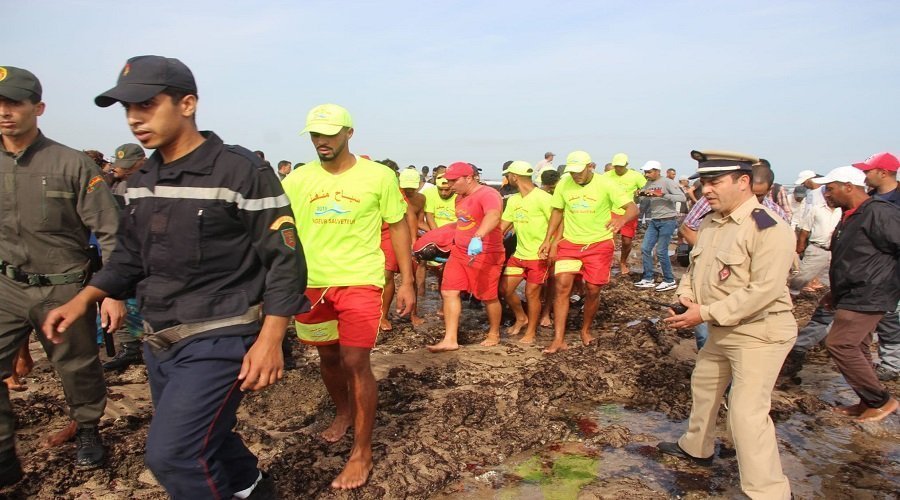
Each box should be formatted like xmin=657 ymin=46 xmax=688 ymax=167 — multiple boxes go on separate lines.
xmin=0 ymin=56 xmax=897 ymax=500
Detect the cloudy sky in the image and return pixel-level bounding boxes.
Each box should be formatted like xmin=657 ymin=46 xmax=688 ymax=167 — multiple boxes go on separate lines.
xmin=6 ymin=0 xmax=897 ymax=182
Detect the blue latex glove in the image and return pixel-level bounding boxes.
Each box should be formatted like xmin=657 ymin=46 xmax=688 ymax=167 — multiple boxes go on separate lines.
xmin=467 ymin=236 xmax=483 ymax=257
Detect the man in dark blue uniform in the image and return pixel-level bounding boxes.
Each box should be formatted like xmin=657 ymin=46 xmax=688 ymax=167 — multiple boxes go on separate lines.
xmin=44 ymin=55 xmax=308 ymax=499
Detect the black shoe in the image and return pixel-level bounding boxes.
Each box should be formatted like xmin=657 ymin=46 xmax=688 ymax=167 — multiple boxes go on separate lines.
xmin=102 ymin=342 xmax=143 ymax=372
xmin=75 ymin=426 xmax=105 ymax=469
xmin=281 ymin=336 xmax=297 ymax=371
xmin=0 ymin=454 xmax=23 ymax=487
xmin=247 ymin=471 xmax=278 ymax=500
xmin=876 ymin=365 xmax=899 ymax=382
xmin=780 ymin=350 xmax=805 ymax=378
xmin=657 ymin=441 xmax=713 ymax=466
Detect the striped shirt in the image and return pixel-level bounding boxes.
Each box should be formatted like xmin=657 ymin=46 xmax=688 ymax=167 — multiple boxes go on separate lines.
xmin=683 ymin=195 xmax=789 ymax=231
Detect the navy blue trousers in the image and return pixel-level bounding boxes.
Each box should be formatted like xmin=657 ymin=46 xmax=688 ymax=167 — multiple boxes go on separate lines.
xmin=143 ymin=335 xmax=259 ymax=499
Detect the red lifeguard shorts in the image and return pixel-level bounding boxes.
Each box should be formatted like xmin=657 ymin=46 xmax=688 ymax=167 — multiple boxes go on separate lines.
xmin=294 ymin=286 xmax=383 ymax=349
xmin=440 ymin=248 xmax=504 ymax=300
xmin=381 ymin=234 xmax=399 ymax=273
xmin=613 ymin=214 xmax=638 ymax=239
xmin=554 ymin=239 xmax=614 ymax=286
xmin=502 ymin=256 xmax=550 ymax=285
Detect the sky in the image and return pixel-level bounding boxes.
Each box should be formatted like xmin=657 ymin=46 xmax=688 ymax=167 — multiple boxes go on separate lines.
xmin=5 ymin=0 xmax=898 ymax=183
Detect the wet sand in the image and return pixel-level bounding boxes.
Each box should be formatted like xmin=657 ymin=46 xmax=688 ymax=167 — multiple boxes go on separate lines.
xmin=2 ymin=268 xmax=898 ymax=499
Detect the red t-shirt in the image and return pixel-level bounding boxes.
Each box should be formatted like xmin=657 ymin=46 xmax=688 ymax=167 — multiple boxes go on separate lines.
xmin=453 ymin=185 xmax=504 ymax=253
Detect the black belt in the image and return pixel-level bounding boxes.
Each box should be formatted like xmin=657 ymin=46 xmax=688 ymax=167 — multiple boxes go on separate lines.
xmin=810 ymin=242 xmax=830 ymax=250
xmin=0 ymin=260 xmax=86 ymax=287
xmin=143 ymin=304 xmax=261 ymax=351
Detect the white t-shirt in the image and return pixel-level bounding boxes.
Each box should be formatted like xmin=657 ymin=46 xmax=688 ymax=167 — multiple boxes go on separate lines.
xmin=800 ymin=203 xmax=841 ymax=246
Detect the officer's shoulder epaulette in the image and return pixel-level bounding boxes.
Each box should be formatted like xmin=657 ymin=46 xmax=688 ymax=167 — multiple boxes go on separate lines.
xmin=751 ymin=208 xmax=777 ymax=230
xmin=224 ymin=145 xmax=265 ymax=169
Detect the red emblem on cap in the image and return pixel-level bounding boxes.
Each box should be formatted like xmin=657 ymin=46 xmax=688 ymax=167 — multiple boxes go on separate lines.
xmin=719 ymin=265 xmax=731 ymax=281
xmin=122 ymin=64 xmax=131 ymax=77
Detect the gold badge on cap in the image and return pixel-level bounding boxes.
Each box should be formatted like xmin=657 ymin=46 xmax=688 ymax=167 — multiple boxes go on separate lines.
xmin=0 ymin=67 xmax=7 ymax=82
xmin=116 ymin=150 xmax=125 ymax=159
xmin=122 ymin=63 xmax=131 ymax=77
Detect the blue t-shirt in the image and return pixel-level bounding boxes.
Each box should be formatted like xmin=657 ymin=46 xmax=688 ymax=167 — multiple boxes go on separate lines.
xmin=871 ymin=187 xmax=900 ymax=207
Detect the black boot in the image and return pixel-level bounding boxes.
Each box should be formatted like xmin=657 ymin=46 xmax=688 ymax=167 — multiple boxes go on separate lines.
xmin=75 ymin=425 xmax=105 ymax=469
xmin=0 ymin=453 xmax=23 ymax=487
xmin=780 ymin=349 xmax=805 ymax=378
xmin=281 ymin=335 xmax=296 ymax=371
xmin=102 ymin=340 xmax=143 ymax=372
xmin=247 ymin=471 xmax=278 ymax=500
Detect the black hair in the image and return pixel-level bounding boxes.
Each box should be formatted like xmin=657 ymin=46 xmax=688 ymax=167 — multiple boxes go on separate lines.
xmin=161 ymin=87 xmax=198 ymax=104
xmin=541 ymin=169 xmax=561 ymax=185
xmin=751 ymin=165 xmax=774 ymax=187
xmin=161 ymin=87 xmax=199 ymax=122
xmin=725 ymin=170 xmax=752 ymax=183
xmin=380 ymin=158 xmax=399 ymax=172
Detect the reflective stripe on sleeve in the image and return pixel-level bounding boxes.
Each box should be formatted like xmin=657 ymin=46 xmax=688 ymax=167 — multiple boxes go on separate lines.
xmin=124 ymin=186 xmax=290 ymax=211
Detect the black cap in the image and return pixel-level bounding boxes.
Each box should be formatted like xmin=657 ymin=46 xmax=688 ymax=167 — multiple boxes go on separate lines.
xmin=95 ymin=55 xmax=196 ymax=107
xmin=0 ymin=66 xmax=42 ymax=102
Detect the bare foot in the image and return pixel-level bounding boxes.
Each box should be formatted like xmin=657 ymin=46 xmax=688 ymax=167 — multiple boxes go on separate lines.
xmin=580 ymin=332 xmax=594 ymax=346
xmin=832 ymin=402 xmax=865 ymax=417
xmin=6 ymin=343 xmax=33 ymax=391
xmin=620 ymin=263 xmax=630 ymax=275
xmin=480 ymin=333 xmax=500 ymax=347
xmin=411 ymin=315 xmax=425 ymax=327
xmin=319 ymin=414 xmax=352 ymax=443
xmin=519 ymin=334 xmax=536 ymax=344
xmin=539 ymin=316 xmax=552 ymax=328
xmin=543 ymin=341 xmax=569 ymax=354
xmin=427 ymin=342 xmax=459 ymax=353
xmin=43 ymin=420 xmax=77 ymax=448
xmin=506 ymin=318 xmax=527 ymax=336
xmin=4 ymin=375 xmax=26 ymax=392
xmin=14 ymin=346 xmax=34 ymax=376
xmin=855 ymin=397 xmax=898 ymax=423
xmin=331 ymin=454 xmax=373 ymax=490
xmin=379 ymin=318 xmax=393 ymax=332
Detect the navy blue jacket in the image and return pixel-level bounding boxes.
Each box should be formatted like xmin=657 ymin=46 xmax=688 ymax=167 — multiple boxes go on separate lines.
xmin=91 ymin=132 xmax=309 ymax=331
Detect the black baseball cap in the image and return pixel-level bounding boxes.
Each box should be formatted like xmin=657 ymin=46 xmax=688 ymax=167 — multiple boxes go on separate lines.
xmin=0 ymin=66 xmax=42 ymax=102
xmin=95 ymin=55 xmax=197 ymax=107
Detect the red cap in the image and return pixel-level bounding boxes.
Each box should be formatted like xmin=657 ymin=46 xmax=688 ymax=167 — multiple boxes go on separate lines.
xmin=443 ymin=161 xmax=475 ymax=180
xmin=852 ymin=152 xmax=899 ymax=172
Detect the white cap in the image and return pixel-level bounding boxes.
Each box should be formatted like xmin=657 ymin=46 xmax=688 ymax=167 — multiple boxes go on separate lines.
xmin=794 ymin=169 xmax=819 ymax=185
xmin=641 ymin=160 xmax=662 ymax=172
xmin=816 ymin=166 xmax=867 ymax=187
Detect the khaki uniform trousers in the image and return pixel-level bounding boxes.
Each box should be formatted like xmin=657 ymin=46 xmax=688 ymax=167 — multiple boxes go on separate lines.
xmin=0 ymin=275 xmax=107 ymax=455
xmin=678 ymin=311 xmax=796 ymax=500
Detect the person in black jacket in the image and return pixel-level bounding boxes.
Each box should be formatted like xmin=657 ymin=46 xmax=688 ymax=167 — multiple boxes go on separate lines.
xmin=818 ymin=166 xmax=899 ymax=423
xmin=43 ymin=55 xmax=309 ymax=499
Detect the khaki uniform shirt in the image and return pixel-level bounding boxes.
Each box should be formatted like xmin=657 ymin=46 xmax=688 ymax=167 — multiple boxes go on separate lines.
xmin=677 ymin=196 xmax=795 ymax=341
xmin=0 ymin=131 xmax=119 ymax=274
